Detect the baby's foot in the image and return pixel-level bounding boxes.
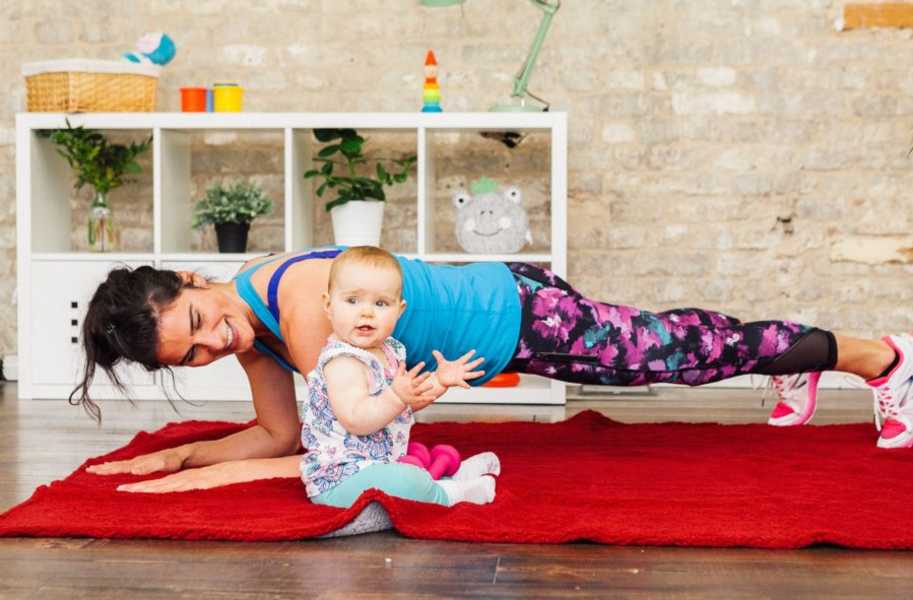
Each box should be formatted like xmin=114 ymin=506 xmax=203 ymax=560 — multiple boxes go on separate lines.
xmin=438 ymin=475 xmax=496 ymax=506
xmin=452 ymin=452 xmax=501 ymax=481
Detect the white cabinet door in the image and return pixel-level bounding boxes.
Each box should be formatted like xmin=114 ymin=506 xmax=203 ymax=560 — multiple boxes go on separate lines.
xmin=160 ymin=261 xmax=253 ymax=401
xmin=30 ymin=260 xmax=156 ymax=387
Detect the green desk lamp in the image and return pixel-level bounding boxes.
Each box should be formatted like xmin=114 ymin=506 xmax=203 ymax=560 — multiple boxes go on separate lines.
xmin=421 ymin=0 xmax=561 ymax=112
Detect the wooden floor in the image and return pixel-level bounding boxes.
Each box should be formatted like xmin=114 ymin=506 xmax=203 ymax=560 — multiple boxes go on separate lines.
xmin=2 ymin=381 xmax=912 ymax=599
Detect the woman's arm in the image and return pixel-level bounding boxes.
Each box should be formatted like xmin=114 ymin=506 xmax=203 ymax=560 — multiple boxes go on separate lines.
xmin=117 ymin=455 xmax=301 ymax=494
xmin=184 ymin=350 xmax=302 ymax=465
xmin=88 ymin=351 xmax=302 ymax=476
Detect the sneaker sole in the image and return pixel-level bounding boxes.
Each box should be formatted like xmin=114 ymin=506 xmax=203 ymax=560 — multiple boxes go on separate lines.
xmin=877 ymin=432 xmax=913 ymax=449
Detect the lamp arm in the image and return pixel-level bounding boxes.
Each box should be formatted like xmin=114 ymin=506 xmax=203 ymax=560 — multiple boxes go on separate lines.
xmin=511 ymin=0 xmax=561 ymax=100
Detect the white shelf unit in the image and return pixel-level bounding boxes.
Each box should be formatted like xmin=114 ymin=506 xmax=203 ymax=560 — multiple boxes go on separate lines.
xmin=16 ymin=112 xmax=568 ymax=405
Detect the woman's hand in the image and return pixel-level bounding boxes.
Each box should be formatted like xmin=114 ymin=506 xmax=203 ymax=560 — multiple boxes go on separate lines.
xmin=117 ymin=456 xmax=301 ymax=494
xmin=86 ymin=446 xmax=189 ymax=476
xmin=432 ymin=349 xmax=486 ymax=389
xmin=391 ymin=361 xmax=437 ymax=411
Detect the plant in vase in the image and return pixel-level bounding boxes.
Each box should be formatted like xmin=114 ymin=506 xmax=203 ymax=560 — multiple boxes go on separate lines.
xmin=192 ymin=180 xmax=273 ymax=253
xmin=41 ymin=123 xmax=151 ymax=252
xmin=303 ymin=128 xmax=416 ymax=246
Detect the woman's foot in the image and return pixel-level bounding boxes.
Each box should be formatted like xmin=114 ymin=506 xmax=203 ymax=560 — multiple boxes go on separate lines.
xmin=867 ymin=334 xmax=913 ymax=449
xmin=438 ymin=475 xmax=496 ymax=506
xmin=767 ymin=372 xmax=821 ymax=427
xmin=452 ymin=452 xmax=501 ymax=481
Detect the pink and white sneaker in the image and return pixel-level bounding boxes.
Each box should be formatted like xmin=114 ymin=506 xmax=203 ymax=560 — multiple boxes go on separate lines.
xmin=868 ymin=334 xmax=913 ymax=449
xmin=766 ymin=372 xmax=822 ymax=427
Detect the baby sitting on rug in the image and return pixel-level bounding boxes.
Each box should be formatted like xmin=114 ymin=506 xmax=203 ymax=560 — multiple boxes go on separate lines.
xmin=119 ymin=246 xmax=500 ymax=508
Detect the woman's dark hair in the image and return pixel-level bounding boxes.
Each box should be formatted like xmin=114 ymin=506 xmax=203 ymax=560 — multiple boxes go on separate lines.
xmin=69 ymin=265 xmax=190 ymax=423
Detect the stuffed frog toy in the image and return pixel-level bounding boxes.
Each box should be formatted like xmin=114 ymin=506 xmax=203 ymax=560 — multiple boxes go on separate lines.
xmin=453 ymin=177 xmax=532 ymax=254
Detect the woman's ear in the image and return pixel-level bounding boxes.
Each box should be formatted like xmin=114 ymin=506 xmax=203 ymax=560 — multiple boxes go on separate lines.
xmin=177 ymin=271 xmax=209 ymax=288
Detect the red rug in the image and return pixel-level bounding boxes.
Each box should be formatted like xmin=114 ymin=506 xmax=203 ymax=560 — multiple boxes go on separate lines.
xmin=2 ymin=410 xmax=912 ymax=549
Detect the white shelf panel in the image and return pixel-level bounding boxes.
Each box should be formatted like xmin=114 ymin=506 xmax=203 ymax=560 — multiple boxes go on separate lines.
xmin=159 ymin=252 xmax=262 ymax=262
xmin=32 ymin=252 xmax=156 ymax=262
xmin=410 ymin=253 xmax=553 ymax=264
xmin=18 ymin=112 xmax=565 ymax=131
xmin=435 ymin=375 xmax=562 ymax=405
xmin=33 ymin=252 xmax=552 ymax=264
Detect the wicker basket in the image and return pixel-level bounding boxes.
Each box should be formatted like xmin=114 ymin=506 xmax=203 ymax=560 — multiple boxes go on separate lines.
xmin=22 ymin=59 xmax=161 ymax=112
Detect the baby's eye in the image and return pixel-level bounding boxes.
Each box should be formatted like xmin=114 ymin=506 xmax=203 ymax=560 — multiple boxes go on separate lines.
xmin=345 ymin=297 xmax=357 ymax=304
xmin=376 ymin=300 xmax=388 ymax=307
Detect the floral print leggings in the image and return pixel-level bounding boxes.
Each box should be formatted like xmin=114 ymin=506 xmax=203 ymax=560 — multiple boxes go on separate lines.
xmin=504 ymin=263 xmax=831 ymax=387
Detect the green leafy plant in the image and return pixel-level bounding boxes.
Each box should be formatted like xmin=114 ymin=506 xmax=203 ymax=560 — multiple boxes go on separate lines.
xmin=192 ymin=180 xmax=273 ymax=228
xmin=303 ymin=128 xmax=417 ymax=212
xmin=39 ymin=122 xmax=151 ymax=195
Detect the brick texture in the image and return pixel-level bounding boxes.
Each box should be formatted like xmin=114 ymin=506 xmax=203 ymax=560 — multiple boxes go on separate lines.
xmin=2 ymin=0 xmax=913 ymax=357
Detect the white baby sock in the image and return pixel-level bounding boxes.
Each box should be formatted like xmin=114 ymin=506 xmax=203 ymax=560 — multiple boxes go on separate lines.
xmin=437 ymin=475 xmax=496 ymax=506
xmin=452 ymin=452 xmax=501 ymax=481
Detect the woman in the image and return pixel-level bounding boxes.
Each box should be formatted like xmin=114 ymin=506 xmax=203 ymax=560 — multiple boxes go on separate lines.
xmin=77 ymin=248 xmax=913 ymax=492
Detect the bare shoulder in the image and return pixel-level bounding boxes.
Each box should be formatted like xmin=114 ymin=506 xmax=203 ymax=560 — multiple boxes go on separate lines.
xmin=238 ymin=253 xmax=278 ymax=274
xmin=278 ymin=259 xmax=333 ymax=335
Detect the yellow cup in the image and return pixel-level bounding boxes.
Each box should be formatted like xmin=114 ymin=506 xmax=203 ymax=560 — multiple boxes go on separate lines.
xmin=213 ymin=85 xmax=244 ymax=112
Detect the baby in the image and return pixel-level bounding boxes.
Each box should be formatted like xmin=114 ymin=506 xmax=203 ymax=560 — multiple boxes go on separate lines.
xmin=300 ymin=245 xmax=499 ymax=508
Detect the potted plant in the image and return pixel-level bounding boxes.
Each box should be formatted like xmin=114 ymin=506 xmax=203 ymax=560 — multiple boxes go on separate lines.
xmin=303 ymin=128 xmax=416 ymax=246
xmin=41 ymin=123 xmax=151 ymax=252
xmin=192 ymin=180 xmax=273 ymax=253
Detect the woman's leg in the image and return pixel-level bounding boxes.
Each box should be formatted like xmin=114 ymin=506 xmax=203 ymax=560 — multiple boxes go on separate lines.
xmin=504 ymin=263 xmax=892 ymax=386
xmin=833 ymin=335 xmax=896 ymax=381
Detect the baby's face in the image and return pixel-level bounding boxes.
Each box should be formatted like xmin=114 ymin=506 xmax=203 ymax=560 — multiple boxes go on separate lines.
xmin=324 ymin=262 xmax=405 ymax=350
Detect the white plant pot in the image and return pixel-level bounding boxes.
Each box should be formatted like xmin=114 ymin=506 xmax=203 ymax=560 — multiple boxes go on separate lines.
xmin=330 ymin=200 xmax=385 ymax=247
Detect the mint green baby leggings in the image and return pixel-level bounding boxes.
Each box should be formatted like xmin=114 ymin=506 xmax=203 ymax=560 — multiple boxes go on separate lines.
xmin=311 ymin=463 xmax=450 ymax=508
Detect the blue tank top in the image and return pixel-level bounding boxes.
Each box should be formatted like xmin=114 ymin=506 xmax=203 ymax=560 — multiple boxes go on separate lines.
xmin=233 ymin=249 xmax=521 ymax=385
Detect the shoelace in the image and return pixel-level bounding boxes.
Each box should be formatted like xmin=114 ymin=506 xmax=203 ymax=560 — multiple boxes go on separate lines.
xmin=750 ymin=374 xmax=805 ymax=409
xmin=749 ymin=375 xmax=772 ymax=407
xmin=839 ymin=374 xmax=907 ymax=432
xmin=872 ymin=376 xmax=913 ymax=431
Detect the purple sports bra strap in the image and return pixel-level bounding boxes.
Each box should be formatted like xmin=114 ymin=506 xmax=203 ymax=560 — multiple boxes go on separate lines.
xmin=266 ymin=248 xmax=344 ymax=324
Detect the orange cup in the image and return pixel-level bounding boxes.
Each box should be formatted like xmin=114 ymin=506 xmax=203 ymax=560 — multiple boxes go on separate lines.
xmin=180 ymin=87 xmax=207 ymax=112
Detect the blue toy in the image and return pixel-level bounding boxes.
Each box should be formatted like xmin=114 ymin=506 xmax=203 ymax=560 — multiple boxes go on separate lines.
xmin=124 ymin=33 xmax=176 ymax=66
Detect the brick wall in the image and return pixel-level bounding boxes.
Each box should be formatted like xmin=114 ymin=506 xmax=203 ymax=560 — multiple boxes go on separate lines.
xmin=2 ymin=0 xmax=913 ymax=357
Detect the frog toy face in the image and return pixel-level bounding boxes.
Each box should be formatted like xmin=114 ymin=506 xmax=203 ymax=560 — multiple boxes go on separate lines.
xmin=452 ymin=177 xmax=532 ymax=254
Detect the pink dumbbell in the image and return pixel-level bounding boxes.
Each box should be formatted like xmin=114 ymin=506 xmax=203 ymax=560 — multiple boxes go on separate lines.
xmin=397 ymin=442 xmax=461 ymax=480
xmin=398 ymin=441 xmax=430 ymax=469
xmin=427 ymin=444 xmax=461 ymax=480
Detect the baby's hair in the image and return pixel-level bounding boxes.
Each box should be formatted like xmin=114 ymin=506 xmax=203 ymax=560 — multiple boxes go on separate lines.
xmin=328 ymin=246 xmax=403 ymax=296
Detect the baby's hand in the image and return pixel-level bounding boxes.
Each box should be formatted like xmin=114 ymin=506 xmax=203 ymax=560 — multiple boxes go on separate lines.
xmin=432 ymin=349 xmax=486 ymax=389
xmin=391 ymin=361 xmax=437 ymax=410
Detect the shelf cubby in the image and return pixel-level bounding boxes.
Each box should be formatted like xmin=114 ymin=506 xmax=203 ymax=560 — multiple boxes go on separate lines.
xmin=29 ymin=128 xmax=155 ymax=254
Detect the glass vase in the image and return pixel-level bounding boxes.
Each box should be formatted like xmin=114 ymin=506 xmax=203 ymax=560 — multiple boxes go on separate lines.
xmin=87 ymin=191 xmax=116 ymax=252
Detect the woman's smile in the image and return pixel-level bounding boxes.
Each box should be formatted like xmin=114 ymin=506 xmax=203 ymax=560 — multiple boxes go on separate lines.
xmin=224 ymin=319 xmax=235 ymax=352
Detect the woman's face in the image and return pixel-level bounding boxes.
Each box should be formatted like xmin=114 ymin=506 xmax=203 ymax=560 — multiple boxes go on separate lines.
xmin=155 ymin=281 xmax=256 ymax=367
